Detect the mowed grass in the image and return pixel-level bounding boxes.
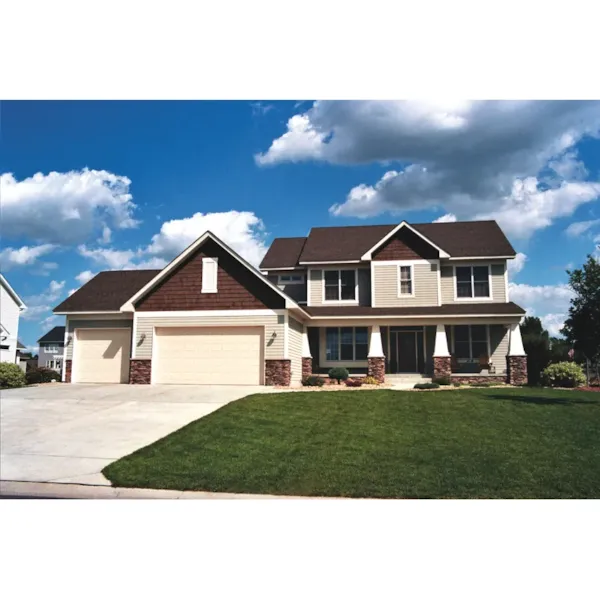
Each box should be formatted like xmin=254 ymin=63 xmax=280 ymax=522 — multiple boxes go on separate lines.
xmin=102 ymin=388 xmax=600 ymax=498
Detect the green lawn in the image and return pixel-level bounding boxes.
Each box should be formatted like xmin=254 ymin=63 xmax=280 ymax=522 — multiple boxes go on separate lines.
xmin=102 ymin=388 xmax=600 ymax=498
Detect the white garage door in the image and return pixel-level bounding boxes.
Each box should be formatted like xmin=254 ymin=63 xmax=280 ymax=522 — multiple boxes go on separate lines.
xmin=75 ymin=328 xmax=131 ymax=383
xmin=153 ymin=327 xmax=263 ymax=385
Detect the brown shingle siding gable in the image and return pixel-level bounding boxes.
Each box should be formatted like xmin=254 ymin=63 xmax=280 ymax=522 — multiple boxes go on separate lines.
xmin=136 ymin=239 xmax=285 ymax=311
xmin=372 ymin=227 xmax=439 ymax=260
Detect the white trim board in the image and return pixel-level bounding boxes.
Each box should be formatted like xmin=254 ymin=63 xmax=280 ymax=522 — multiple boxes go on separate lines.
xmin=135 ymin=309 xmax=286 ymax=318
xmin=0 ymin=274 xmax=27 ymax=309
xmin=361 ymin=221 xmax=450 ymax=260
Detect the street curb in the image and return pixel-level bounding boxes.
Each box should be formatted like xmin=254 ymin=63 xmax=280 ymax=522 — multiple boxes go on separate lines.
xmin=0 ymin=480 xmax=326 ymax=500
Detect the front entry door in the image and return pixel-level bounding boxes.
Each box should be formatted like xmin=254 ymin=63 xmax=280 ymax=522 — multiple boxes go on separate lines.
xmin=389 ymin=330 xmax=421 ymax=373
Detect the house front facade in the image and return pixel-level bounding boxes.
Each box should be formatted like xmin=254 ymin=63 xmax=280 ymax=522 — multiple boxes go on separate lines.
xmin=37 ymin=326 xmax=66 ymax=371
xmin=53 ymin=220 xmax=528 ymax=386
xmin=1 ymin=274 xmax=27 ymax=364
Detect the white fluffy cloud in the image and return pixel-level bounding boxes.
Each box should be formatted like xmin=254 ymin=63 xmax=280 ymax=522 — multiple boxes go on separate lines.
xmin=565 ymin=218 xmax=600 ymax=237
xmin=258 ymin=101 xmax=600 ymax=238
xmin=0 ymin=169 xmax=139 ymax=245
xmin=433 ymin=213 xmax=457 ymax=223
xmin=22 ymin=280 xmax=66 ymax=322
xmin=0 ymin=244 xmax=56 ymax=270
xmin=78 ymin=210 xmax=269 ymax=272
xmin=75 ymin=270 xmax=96 ymax=284
xmin=507 ymin=252 xmax=528 ymax=278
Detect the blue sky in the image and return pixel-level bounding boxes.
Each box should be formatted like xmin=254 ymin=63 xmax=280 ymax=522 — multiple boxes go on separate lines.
xmin=2 ymin=100 xmax=600 ymax=349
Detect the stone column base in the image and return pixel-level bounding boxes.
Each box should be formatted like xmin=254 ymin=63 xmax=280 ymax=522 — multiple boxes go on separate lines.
xmin=507 ymin=356 xmax=527 ymax=386
xmin=301 ymin=357 xmax=313 ymax=379
xmin=433 ymin=356 xmax=451 ymax=379
xmin=368 ymin=357 xmax=385 ymax=383
xmin=265 ymin=359 xmax=291 ymax=386
xmin=64 ymin=359 xmax=72 ymax=383
xmin=129 ymin=359 xmax=152 ymax=384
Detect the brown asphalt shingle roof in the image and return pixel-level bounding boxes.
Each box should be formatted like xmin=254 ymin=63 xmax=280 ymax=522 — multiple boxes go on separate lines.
xmin=259 ymin=220 xmax=516 ymax=268
xmin=304 ymin=302 xmax=526 ymax=317
xmin=260 ymin=237 xmax=307 ymax=269
xmin=37 ymin=326 xmax=66 ymax=343
xmin=53 ymin=270 xmax=160 ymax=313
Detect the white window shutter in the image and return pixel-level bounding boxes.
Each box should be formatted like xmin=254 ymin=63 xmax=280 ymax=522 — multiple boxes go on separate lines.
xmin=201 ymin=257 xmax=218 ymax=293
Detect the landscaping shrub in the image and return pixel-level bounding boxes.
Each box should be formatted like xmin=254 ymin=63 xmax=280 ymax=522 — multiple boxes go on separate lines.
xmin=432 ymin=376 xmax=451 ymax=386
xmin=470 ymin=382 xmax=493 ymax=387
xmin=452 ymin=382 xmax=462 ymax=387
xmin=345 ymin=378 xmax=363 ymax=387
xmin=413 ymin=382 xmax=440 ymax=390
xmin=328 ymin=367 xmax=349 ymax=384
xmin=0 ymin=363 xmax=27 ymax=389
xmin=362 ymin=376 xmax=380 ymax=386
xmin=301 ymin=375 xmax=325 ymax=387
xmin=25 ymin=367 xmax=61 ymax=385
xmin=541 ymin=362 xmax=586 ymax=388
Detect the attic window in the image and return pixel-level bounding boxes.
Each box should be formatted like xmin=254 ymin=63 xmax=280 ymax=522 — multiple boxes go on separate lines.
xmin=202 ymin=257 xmax=218 ymax=293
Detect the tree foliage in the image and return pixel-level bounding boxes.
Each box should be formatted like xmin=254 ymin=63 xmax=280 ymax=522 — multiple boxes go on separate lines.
xmin=521 ymin=316 xmax=550 ymax=385
xmin=561 ymin=255 xmax=600 ymax=364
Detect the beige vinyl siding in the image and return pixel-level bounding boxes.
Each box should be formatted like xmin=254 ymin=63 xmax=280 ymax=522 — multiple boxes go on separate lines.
xmin=288 ymin=317 xmax=304 ymax=385
xmin=66 ymin=317 xmax=133 ymax=360
xmin=489 ymin=324 xmax=509 ymax=374
xmin=440 ymin=261 xmax=507 ymax=304
xmin=308 ymin=269 xmax=323 ymax=305
xmin=373 ymin=262 xmax=438 ymax=307
xmin=135 ymin=314 xmax=284 ymax=359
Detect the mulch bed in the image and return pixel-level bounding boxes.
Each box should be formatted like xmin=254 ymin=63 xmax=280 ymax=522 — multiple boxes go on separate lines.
xmin=577 ymin=386 xmax=600 ymax=393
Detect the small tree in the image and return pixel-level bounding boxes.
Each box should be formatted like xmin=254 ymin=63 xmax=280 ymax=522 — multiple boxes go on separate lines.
xmin=521 ymin=316 xmax=550 ymax=385
xmin=561 ymin=256 xmax=600 ymax=383
xmin=328 ymin=367 xmax=349 ymax=384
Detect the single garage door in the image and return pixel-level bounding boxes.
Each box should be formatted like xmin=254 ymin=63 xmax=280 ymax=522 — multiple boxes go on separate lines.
xmin=74 ymin=328 xmax=131 ymax=383
xmin=153 ymin=326 xmax=263 ymax=385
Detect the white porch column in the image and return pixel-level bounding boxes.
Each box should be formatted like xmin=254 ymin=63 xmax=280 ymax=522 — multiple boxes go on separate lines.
xmin=508 ymin=323 xmax=526 ymax=356
xmin=301 ymin=326 xmax=312 ymax=358
xmin=368 ymin=324 xmax=385 ymax=357
xmin=433 ymin=324 xmax=450 ymax=357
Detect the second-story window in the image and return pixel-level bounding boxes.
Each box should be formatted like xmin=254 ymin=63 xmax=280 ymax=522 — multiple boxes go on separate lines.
xmin=398 ymin=265 xmax=413 ymax=295
xmin=278 ymin=274 xmax=305 ymax=284
xmin=324 ymin=269 xmax=356 ymax=301
xmin=45 ymin=345 xmax=59 ymax=354
xmin=456 ymin=266 xmax=490 ymax=298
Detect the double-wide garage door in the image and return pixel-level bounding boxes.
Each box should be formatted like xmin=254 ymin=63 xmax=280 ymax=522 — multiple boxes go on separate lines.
xmin=153 ymin=327 xmax=263 ymax=385
xmin=75 ymin=328 xmax=131 ymax=383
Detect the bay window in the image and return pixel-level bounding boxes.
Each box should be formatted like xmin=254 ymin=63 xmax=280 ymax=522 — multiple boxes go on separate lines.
xmin=456 ymin=266 xmax=490 ymax=298
xmin=324 ymin=269 xmax=357 ymax=302
xmin=326 ymin=327 xmax=368 ymax=361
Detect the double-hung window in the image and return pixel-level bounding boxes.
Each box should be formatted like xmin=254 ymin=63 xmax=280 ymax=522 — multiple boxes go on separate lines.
xmin=456 ymin=266 xmax=490 ymax=298
xmin=324 ymin=269 xmax=356 ymax=302
xmin=325 ymin=327 xmax=368 ymax=361
xmin=453 ymin=325 xmax=488 ymax=360
xmin=45 ymin=345 xmax=58 ymax=354
xmin=398 ymin=265 xmax=413 ymax=295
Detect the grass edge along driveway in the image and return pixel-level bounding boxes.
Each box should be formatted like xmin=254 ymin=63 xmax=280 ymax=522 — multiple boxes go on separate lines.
xmin=102 ymin=387 xmax=600 ymax=499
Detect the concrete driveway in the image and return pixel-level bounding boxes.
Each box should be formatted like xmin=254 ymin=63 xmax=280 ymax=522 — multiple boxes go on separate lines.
xmin=0 ymin=383 xmax=267 ymax=486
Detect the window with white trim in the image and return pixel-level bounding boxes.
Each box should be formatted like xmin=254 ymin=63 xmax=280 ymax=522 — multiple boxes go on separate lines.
xmin=201 ymin=257 xmax=218 ymax=293
xmin=453 ymin=325 xmax=488 ymax=359
xmin=398 ymin=265 xmax=413 ymax=295
xmin=44 ymin=345 xmax=59 ymax=354
xmin=456 ymin=266 xmax=490 ymax=298
xmin=46 ymin=359 xmax=62 ymax=370
xmin=278 ymin=274 xmax=305 ymax=284
xmin=325 ymin=327 xmax=368 ymax=361
xmin=324 ymin=269 xmax=356 ymax=301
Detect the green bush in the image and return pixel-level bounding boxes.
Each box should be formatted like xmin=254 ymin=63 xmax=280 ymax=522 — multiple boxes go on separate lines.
xmin=470 ymin=382 xmax=493 ymax=387
xmin=328 ymin=367 xmax=349 ymax=384
xmin=25 ymin=367 xmax=61 ymax=385
xmin=452 ymin=382 xmax=462 ymax=387
xmin=362 ymin=376 xmax=380 ymax=386
xmin=541 ymin=362 xmax=586 ymax=388
xmin=345 ymin=378 xmax=363 ymax=387
xmin=413 ymin=382 xmax=440 ymax=390
xmin=432 ymin=376 xmax=451 ymax=386
xmin=0 ymin=363 xmax=27 ymax=388
xmin=301 ymin=375 xmax=325 ymax=387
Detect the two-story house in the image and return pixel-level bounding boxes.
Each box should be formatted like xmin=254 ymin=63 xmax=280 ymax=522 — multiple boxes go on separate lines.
xmin=52 ymin=220 xmax=527 ymax=386
xmin=1 ymin=274 xmax=27 ymax=364
xmin=37 ymin=326 xmax=66 ymax=371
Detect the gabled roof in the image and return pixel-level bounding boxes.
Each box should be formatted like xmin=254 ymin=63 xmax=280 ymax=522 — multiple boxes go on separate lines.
xmin=121 ymin=231 xmax=307 ymax=312
xmin=53 ymin=270 xmax=160 ymax=313
xmin=258 ymin=220 xmax=517 ymax=268
xmin=0 ymin=274 xmax=27 ymax=309
xmin=37 ymin=326 xmax=66 ymax=344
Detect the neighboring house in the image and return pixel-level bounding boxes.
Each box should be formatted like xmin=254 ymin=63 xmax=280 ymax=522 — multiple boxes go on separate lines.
xmin=52 ymin=221 xmax=528 ymax=386
xmin=37 ymin=326 xmax=66 ymax=371
xmin=0 ymin=274 xmax=27 ymax=364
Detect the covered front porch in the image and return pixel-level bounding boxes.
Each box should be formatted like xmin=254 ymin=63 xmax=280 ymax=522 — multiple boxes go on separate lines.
xmin=302 ymin=320 xmax=527 ymax=384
